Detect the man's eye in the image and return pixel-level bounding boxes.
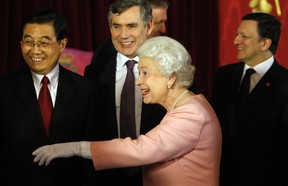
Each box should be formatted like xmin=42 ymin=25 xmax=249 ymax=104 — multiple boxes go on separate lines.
xmin=113 ymin=25 xmax=120 ymax=30
xmin=40 ymin=42 xmax=49 ymax=47
xmin=25 ymin=41 xmax=33 ymax=46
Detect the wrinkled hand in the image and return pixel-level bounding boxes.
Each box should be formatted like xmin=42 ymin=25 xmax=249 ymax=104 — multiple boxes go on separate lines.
xmin=33 ymin=142 xmax=82 ymax=166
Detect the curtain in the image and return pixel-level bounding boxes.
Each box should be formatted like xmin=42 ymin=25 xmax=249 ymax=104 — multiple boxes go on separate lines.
xmin=0 ymin=0 xmax=218 ymax=98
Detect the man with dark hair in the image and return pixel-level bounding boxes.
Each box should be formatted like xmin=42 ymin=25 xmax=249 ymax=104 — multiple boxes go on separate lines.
xmin=0 ymin=9 xmax=98 ymax=185
xmin=84 ymin=0 xmax=155 ymax=185
xmin=210 ymin=12 xmax=288 ymax=186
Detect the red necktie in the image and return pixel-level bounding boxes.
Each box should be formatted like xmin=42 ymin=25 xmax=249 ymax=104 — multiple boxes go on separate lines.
xmin=38 ymin=76 xmax=53 ymax=137
xmin=120 ymin=60 xmax=136 ymax=139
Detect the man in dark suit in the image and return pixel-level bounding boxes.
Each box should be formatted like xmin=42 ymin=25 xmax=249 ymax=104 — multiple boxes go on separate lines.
xmin=0 ymin=9 xmax=98 ymax=186
xmin=83 ymin=0 xmax=168 ymax=185
xmin=210 ymin=12 xmax=288 ymax=186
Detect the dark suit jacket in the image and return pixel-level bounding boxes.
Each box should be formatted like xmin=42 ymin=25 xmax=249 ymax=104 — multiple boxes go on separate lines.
xmin=210 ymin=60 xmax=288 ymax=186
xmin=0 ymin=65 xmax=98 ymax=186
xmin=84 ymin=37 xmax=167 ymax=186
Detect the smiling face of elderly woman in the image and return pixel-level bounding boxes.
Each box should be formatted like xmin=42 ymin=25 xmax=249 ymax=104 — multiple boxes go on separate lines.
xmin=136 ymin=56 xmax=172 ymax=107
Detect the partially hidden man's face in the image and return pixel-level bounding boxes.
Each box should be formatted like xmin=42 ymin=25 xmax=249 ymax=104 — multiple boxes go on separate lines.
xmin=110 ymin=6 xmax=152 ymax=58
xmin=149 ymin=6 xmax=167 ymax=38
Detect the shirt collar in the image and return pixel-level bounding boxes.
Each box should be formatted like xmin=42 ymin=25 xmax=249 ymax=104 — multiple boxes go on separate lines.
xmin=244 ymin=56 xmax=274 ymax=77
xmin=116 ymin=52 xmax=139 ymax=70
xmin=31 ymin=64 xmax=59 ymax=88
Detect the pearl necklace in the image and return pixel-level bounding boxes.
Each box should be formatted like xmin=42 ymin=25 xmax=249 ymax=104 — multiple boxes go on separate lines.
xmin=171 ymin=89 xmax=189 ymax=110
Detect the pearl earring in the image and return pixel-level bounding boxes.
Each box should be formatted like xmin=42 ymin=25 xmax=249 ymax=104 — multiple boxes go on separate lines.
xmin=168 ymin=85 xmax=171 ymax=89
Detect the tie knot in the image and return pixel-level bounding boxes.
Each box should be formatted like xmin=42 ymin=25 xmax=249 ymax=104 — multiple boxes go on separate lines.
xmin=126 ymin=60 xmax=135 ymax=70
xmin=245 ymin=68 xmax=256 ymax=76
xmin=41 ymin=76 xmax=50 ymax=85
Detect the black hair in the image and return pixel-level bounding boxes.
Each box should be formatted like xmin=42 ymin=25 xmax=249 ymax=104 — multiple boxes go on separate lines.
xmin=21 ymin=9 xmax=67 ymax=41
xmin=242 ymin=12 xmax=281 ymax=54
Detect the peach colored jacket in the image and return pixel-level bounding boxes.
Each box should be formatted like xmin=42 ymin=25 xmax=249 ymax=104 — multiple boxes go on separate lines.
xmin=91 ymin=94 xmax=222 ymax=186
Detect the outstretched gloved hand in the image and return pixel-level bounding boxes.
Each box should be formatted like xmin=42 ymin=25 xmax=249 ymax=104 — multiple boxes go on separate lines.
xmin=32 ymin=141 xmax=91 ymax=166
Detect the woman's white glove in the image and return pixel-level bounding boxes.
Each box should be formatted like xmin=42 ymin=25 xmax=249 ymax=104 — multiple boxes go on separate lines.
xmin=32 ymin=141 xmax=91 ymax=166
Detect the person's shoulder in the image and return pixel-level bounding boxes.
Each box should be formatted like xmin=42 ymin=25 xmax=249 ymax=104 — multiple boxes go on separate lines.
xmin=91 ymin=37 xmax=117 ymax=62
xmin=273 ymin=60 xmax=288 ymax=74
xmin=60 ymin=65 xmax=96 ymax=85
xmin=0 ymin=71 xmax=15 ymax=81
xmin=0 ymin=72 xmax=14 ymax=86
xmin=0 ymin=67 xmax=29 ymax=84
xmin=99 ymin=37 xmax=115 ymax=52
xmin=218 ymin=62 xmax=242 ymax=70
xmin=0 ymin=67 xmax=32 ymax=96
xmin=216 ymin=62 xmax=243 ymax=74
xmin=85 ymin=37 xmax=117 ymax=74
xmin=85 ymin=39 xmax=118 ymax=77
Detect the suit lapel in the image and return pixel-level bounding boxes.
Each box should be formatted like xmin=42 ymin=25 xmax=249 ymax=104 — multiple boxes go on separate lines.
xmin=231 ymin=63 xmax=245 ymax=101
xmin=100 ymin=54 xmax=118 ymax=136
xmin=51 ymin=66 xmax=75 ymax=130
xmin=249 ymin=61 xmax=280 ymax=99
xmin=16 ymin=68 xmax=47 ymax=139
xmin=99 ymin=53 xmax=117 ymax=88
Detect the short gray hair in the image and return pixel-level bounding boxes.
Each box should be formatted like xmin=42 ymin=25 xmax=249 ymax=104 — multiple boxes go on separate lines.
xmin=137 ymin=36 xmax=195 ymax=87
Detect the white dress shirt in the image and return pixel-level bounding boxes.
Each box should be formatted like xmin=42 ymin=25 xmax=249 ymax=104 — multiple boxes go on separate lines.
xmin=242 ymin=56 xmax=274 ymax=92
xmin=31 ymin=64 xmax=59 ymax=107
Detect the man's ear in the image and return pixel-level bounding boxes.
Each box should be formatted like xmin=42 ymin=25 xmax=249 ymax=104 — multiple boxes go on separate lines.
xmin=261 ymin=38 xmax=271 ymax=51
xmin=59 ymin=38 xmax=68 ymax=53
xmin=146 ymin=20 xmax=153 ymax=37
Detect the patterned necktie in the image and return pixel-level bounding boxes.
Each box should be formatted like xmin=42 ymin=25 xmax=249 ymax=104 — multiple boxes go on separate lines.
xmin=239 ymin=68 xmax=256 ymax=99
xmin=120 ymin=60 xmax=136 ymax=139
xmin=38 ymin=76 xmax=53 ymax=137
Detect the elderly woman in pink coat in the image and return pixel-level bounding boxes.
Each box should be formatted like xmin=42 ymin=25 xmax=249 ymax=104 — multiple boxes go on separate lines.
xmin=33 ymin=36 xmax=222 ymax=186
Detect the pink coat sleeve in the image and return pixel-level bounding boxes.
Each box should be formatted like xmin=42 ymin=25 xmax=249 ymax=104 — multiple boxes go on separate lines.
xmin=90 ymin=95 xmax=221 ymax=171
